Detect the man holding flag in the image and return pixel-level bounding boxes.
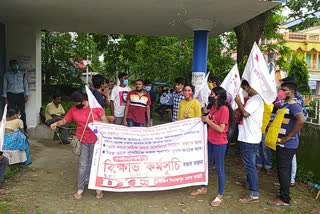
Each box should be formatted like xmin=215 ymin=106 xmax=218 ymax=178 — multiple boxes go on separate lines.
xmin=234 ymin=42 xmax=277 ymax=203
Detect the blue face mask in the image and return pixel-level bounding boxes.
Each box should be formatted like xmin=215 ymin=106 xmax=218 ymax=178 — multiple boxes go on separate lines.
xmin=145 ymin=86 xmax=151 ymax=92
xmin=12 ymin=64 xmax=19 ymax=70
xmin=123 ymin=79 xmax=128 ymax=86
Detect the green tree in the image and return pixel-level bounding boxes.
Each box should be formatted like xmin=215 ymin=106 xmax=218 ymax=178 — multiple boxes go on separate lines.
xmin=287 ymin=52 xmax=310 ymax=94
xmin=286 ymin=0 xmax=320 ymax=31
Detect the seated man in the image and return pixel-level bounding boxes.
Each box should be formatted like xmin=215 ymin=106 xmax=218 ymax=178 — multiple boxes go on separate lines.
xmin=45 ymin=95 xmax=69 ymax=144
xmin=0 ymin=151 xmax=9 ymax=195
xmin=155 ymin=90 xmax=170 ymax=120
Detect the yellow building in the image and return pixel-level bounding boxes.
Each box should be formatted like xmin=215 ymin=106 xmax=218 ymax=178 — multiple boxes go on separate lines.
xmin=283 ymin=26 xmax=320 ymax=94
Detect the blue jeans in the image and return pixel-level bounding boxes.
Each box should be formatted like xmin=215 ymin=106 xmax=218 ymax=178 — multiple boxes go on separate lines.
xmin=0 ymin=156 xmax=8 ymax=185
xmin=256 ymin=132 xmax=272 ymax=169
xmin=127 ymin=118 xmax=145 ymax=127
xmin=239 ymin=141 xmax=259 ymax=197
xmin=202 ymin=143 xmax=227 ymax=195
xmin=46 ymin=117 xmax=69 ymax=141
xmin=78 ymin=143 xmax=95 ymax=191
xmin=291 ymin=154 xmax=297 ymax=183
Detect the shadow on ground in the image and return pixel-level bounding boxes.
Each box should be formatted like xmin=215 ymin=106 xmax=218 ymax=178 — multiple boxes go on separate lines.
xmin=0 ymin=139 xmax=319 ymax=214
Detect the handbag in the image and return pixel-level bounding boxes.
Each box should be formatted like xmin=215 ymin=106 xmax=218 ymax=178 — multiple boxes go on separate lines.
xmin=71 ymin=112 xmax=91 ymax=156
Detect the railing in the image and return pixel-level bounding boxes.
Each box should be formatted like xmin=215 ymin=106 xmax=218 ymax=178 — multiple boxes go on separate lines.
xmin=284 ymin=32 xmax=320 ymax=42
xmin=304 ymin=96 xmax=320 ymax=125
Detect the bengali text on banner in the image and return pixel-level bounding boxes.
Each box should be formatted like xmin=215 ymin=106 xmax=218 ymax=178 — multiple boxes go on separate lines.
xmin=88 ymin=118 xmax=208 ymax=192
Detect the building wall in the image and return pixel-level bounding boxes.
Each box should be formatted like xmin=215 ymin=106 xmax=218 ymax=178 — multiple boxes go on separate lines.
xmin=6 ymin=24 xmax=41 ymax=128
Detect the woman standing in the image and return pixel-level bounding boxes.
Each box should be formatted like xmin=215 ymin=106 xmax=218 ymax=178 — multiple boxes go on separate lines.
xmin=177 ymin=84 xmax=201 ymax=120
xmin=51 ymin=91 xmax=114 ymax=199
xmin=190 ymin=87 xmax=233 ymax=207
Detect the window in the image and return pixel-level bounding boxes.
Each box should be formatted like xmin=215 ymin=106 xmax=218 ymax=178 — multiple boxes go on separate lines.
xmin=306 ymin=53 xmax=311 ymax=69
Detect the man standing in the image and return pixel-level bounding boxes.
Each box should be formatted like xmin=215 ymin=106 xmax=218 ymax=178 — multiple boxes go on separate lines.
xmin=144 ymin=80 xmax=156 ymax=126
xmin=267 ymin=80 xmax=305 ymax=207
xmin=91 ymin=74 xmax=109 ymax=108
xmin=172 ymin=78 xmax=185 ymax=122
xmin=3 ymin=60 xmax=29 ymax=132
xmin=155 ymin=90 xmax=170 ymax=120
xmin=235 ymin=80 xmax=264 ymax=203
xmin=123 ymin=79 xmax=151 ymax=127
xmin=45 ymin=95 xmax=69 ymax=144
xmin=0 ymin=152 xmax=9 ymax=195
xmin=110 ymin=73 xmax=131 ymax=125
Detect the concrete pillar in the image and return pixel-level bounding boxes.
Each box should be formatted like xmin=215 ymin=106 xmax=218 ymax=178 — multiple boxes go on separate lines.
xmin=184 ymin=19 xmax=214 ymax=92
xmin=6 ymin=24 xmax=41 ymax=128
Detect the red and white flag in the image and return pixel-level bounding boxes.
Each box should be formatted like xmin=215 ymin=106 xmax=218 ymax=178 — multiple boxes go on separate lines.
xmin=242 ymin=42 xmax=277 ymax=105
xmin=85 ymin=85 xmax=103 ymax=109
xmin=0 ymin=104 xmax=7 ymax=150
xmin=221 ymin=64 xmax=241 ymax=109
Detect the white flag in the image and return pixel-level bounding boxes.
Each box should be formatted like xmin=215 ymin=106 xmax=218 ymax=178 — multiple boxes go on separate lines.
xmin=242 ymin=42 xmax=277 ymax=105
xmin=221 ymin=64 xmax=241 ymax=109
xmin=0 ymin=104 xmax=7 ymax=151
xmin=85 ymin=85 xmax=103 ymax=109
xmin=195 ymin=73 xmax=211 ymax=107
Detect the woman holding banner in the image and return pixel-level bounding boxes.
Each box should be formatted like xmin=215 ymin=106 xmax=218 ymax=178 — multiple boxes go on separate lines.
xmin=190 ymin=87 xmax=233 ymax=207
xmin=177 ymin=84 xmax=202 ymax=120
xmin=50 ymin=91 xmax=114 ymax=200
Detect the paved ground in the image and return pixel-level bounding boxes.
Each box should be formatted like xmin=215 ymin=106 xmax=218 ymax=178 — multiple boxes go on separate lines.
xmin=0 ymin=139 xmax=319 ymax=214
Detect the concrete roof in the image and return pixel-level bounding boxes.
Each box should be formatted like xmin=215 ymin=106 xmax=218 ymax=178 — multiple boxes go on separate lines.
xmin=0 ymin=0 xmax=279 ymax=37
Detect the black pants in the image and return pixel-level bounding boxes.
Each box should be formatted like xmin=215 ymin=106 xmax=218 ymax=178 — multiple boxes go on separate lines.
xmin=276 ymin=145 xmax=296 ymax=204
xmin=7 ymin=92 xmax=27 ymax=131
xmin=155 ymin=105 xmax=170 ymax=119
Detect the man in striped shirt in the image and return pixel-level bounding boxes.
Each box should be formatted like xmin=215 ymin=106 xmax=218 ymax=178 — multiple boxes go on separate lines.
xmin=172 ymin=78 xmax=185 ymax=122
xmin=267 ymin=80 xmax=305 ymax=207
xmin=123 ymin=79 xmax=151 ymax=127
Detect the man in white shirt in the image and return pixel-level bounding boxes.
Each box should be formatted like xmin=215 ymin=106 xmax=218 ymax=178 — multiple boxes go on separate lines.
xmin=155 ymin=90 xmax=170 ymax=120
xmin=110 ymin=73 xmax=131 ymax=125
xmin=235 ymin=80 xmax=264 ymax=204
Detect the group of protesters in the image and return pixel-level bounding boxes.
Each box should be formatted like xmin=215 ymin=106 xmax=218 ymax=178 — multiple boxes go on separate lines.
xmin=47 ymin=71 xmax=305 ymax=208
xmin=0 ymin=59 xmax=305 ymax=208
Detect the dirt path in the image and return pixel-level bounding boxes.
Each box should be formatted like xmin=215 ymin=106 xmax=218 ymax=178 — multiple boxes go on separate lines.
xmin=0 ymin=139 xmax=319 ymax=214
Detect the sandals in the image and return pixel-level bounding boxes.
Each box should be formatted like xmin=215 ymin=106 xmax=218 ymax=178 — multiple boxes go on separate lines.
xmin=266 ymin=168 xmax=272 ymax=175
xmin=190 ymin=188 xmax=207 ymax=196
xmin=268 ymin=192 xmax=280 ymax=198
xmin=0 ymin=189 xmax=9 ymax=195
xmin=96 ymin=190 xmax=104 ymax=199
xmin=211 ymin=196 xmax=223 ymax=207
xmin=239 ymin=195 xmax=259 ymax=203
xmin=74 ymin=192 xmax=83 ymax=200
xmin=267 ymin=199 xmax=291 ymax=207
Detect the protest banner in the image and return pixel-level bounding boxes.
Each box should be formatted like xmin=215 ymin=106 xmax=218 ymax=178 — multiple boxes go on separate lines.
xmin=88 ymin=118 xmax=207 ymax=192
xmin=194 ymin=73 xmax=211 ymax=107
xmin=221 ymin=64 xmax=241 ymax=109
xmin=0 ymin=104 xmax=7 ymax=150
xmin=242 ymin=42 xmax=277 ymax=105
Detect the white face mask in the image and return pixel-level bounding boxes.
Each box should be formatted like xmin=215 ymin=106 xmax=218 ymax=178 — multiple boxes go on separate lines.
xmin=16 ymin=114 xmax=21 ymax=119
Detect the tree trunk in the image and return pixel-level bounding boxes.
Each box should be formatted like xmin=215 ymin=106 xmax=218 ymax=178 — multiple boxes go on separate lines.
xmin=234 ymin=10 xmax=271 ymax=72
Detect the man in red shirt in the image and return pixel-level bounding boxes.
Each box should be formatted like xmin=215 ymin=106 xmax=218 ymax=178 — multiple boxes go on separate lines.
xmin=123 ymin=79 xmax=151 ymax=127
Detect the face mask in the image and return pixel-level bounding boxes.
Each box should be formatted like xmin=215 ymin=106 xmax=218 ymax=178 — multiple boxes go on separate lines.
xmin=208 ymin=96 xmax=215 ymax=104
xmin=136 ymin=89 xmax=143 ymax=92
xmin=16 ymin=114 xmax=21 ymax=119
xmin=12 ymin=64 xmax=19 ymax=70
xmin=75 ymin=103 xmax=84 ymax=109
xmin=145 ymin=86 xmax=151 ymax=92
xmin=184 ymin=92 xmax=192 ymax=99
xmin=278 ymin=90 xmax=286 ymax=100
xmin=162 ymin=93 xmax=166 ymax=96
xmin=123 ymin=79 xmax=128 ymax=85
xmin=177 ymin=88 xmax=183 ymax=92
xmin=208 ymin=83 xmax=214 ymax=90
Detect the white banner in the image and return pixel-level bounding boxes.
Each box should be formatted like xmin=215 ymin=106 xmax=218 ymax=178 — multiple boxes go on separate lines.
xmin=88 ymin=118 xmax=207 ymax=192
xmin=242 ymin=42 xmax=277 ymax=105
xmin=221 ymin=64 xmax=241 ymax=109
xmin=0 ymin=104 xmax=7 ymax=151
